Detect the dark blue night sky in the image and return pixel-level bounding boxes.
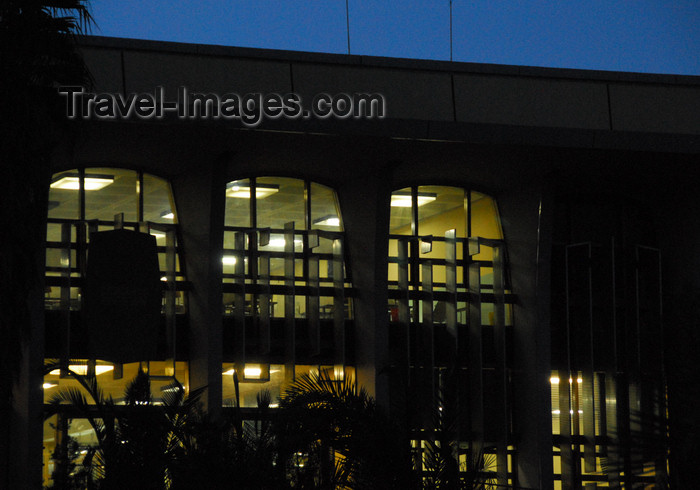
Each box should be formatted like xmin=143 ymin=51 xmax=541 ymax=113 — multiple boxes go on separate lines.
xmin=91 ymin=0 xmax=700 ymax=75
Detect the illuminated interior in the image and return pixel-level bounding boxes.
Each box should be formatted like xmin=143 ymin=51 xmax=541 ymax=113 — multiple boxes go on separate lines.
xmin=42 ymin=169 xmax=188 ymax=487
xmin=222 ymin=177 xmax=353 ymax=402
xmin=387 ymin=185 xmax=514 ymax=485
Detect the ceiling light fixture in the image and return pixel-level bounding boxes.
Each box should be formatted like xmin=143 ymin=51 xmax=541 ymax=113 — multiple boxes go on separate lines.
xmin=222 ymin=365 xmax=263 ymax=378
xmin=50 ymin=172 xmax=114 ymax=191
xmin=226 ymin=182 xmax=279 ymax=199
xmin=313 ymin=215 xmax=341 ymax=227
xmin=259 ymin=236 xmax=302 ymax=249
xmin=390 ymin=191 xmax=437 ymax=207
xmin=49 ymin=364 xmax=114 ymax=376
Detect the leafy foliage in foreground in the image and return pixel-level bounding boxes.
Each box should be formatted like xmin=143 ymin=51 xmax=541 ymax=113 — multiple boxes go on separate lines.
xmin=275 ymin=371 xmax=415 ymax=489
xmin=45 ymin=365 xmax=205 ymax=489
xmin=46 ymin=368 xmax=497 ymax=489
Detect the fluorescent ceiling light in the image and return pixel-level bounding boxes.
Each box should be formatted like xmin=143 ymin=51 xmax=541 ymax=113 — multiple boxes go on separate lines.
xmin=50 ymin=173 xmax=114 ymax=191
xmin=222 ymin=365 xmax=263 ymax=378
xmin=222 ymin=256 xmax=237 ymax=266
xmin=160 ymin=211 xmax=175 ymax=220
xmin=549 ymin=376 xmax=582 ymax=384
xmin=226 ymin=182 xmax=279 ymax=199
xmin=49 ymin=364 xmax=114 ymax=376
xmin=313 ymin=215 xmax=340 ymax=227
xmin=390 ymin=192 xmax=437 ymax=207
xmin=260 ymin=236 xmax=302 ymax=249
xmin=244 ymin=366 xmax=262 ymax=378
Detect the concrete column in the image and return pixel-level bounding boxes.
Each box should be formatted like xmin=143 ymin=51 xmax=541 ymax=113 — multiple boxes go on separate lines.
xmin=3 ymin=170 xmax=50 ymax=489
xmin=172 ymin=159 xmax=226 ymax=416
xmin=655 ymin=190 xmax=700 ymax=490
xmin=499 ymin=188 xmax=554 ymax=490
xmin=337 ymin=165 xmax=393 ymax=409
xmin=9 ymin=299 xmax=45 ymax=489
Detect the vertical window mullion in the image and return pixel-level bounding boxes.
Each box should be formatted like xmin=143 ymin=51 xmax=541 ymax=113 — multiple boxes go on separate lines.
xmin=411 ymin=186 xmax=418 ymax=237
xmin=303 ymin=180 xmax=311 ymax=282
xmin=410 ymin=186 xmax=420 ymax=320
xmin=466 ymin=189 xmax=471 ymax=238
xmin=251 ymin=177 xmax=257 ymax=229
xmin=79 ymin=168 xmax=86 ymax=221
xmin=137 ymin=171 xmax=144 ymax=222
xmin=304 ymin=179 xmax=311 ymax=231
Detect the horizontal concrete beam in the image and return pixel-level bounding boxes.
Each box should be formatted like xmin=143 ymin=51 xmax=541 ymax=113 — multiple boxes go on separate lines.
xmin=77 ymin=36 xmax=700 ymax=152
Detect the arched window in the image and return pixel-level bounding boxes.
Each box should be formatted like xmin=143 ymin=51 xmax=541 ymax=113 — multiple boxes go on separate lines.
xmin=42 ymin=168 xmax=188 ymax=486
xmin=222 ymin=177 xmax=353 ymax=407
xmin=43 ymin=168 xmax=187 ymax=394
xmin=387 ymin=185 xmax=514 ymax=487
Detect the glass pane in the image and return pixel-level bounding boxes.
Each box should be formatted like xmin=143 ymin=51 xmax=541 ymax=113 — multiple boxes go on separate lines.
xmin=48 ymin=169 xmax=80 ymax=219
xmin=43 ymin=360 xmax=189 ymax=405
xmin=417 ymin=186 xmax=466 ymax=238
xmin=222 ymin=363 xmax=286 ymax=408
xmin=470 ymin=191 xmax=502 ymax=239
xmin=44 ymin=286 xmax=81 ymax=310
xmin=45 ymin=222 xmax=73 ymax=243
xmin=221 ymin=364 xmax=355 ymax=408
xmin=42 ymin=415 xmax=100 ymax=487
xmin=45 ymin=247 xmax=76 ymax=271
xmin=224 ymin=178 xmax=251 ymax=227
xmin=256 ymin=177 xmax=305 ymax=229
xmin=143 ymin=173 xmax=177 ymax=223
xmin=84 ymin=168 xmax=138 ymax=222
xmin=311 ymin=182 xmax=342 ymax=231
xmin=389 ymin=187 xmax=412 ymax=234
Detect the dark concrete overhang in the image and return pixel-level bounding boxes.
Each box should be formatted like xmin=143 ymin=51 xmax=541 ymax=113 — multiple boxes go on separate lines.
xmin=75 ymin=35 xmax=700 ymax=154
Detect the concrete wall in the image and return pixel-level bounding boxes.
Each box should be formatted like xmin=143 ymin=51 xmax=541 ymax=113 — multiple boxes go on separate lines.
xmin=78 ymin=36 xmax=700 ymax=156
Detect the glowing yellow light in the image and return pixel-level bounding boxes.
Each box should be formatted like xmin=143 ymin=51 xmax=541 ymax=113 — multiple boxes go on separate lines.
xmin=43 ymin=382 xmax=58 ymax=389
xmin=50 ymin=174 xmax=114 ymax=191
xmin=222 ymin=365 xmax=263 ymax=379
xmin=244 ymin=366 xmax=262 ymax=378
xmin=390 ymin=192 xmax=436 ymax=207
xmin=226 ymin=184 xmax=279 ymax=199
xmin=260 ymin=237 xmax=302 ymax=249
xmin=49 ymin=365 xmax=114 ymax=376
xmin=314 ymin=216 xmax=340 ymax=227
xmin=550 ymin=377 xmax=560 ymax=384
